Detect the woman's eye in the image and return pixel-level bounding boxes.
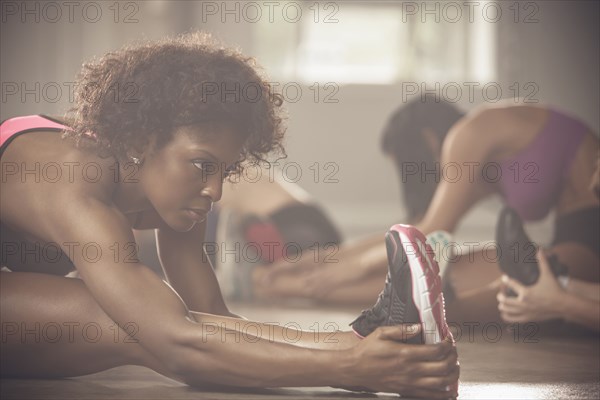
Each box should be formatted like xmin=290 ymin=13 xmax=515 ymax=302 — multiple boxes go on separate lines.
xmin=193 ymin=160 xmax=215 ymax=173
xmin=193 ymin=160 xmax=237 ymax=180
xmin=193 ymin=161 xmax=205 ymax=171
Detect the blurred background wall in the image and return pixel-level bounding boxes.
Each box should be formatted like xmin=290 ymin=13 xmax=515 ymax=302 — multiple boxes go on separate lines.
xmin=2 ymin=0 xmax=598 ymax=242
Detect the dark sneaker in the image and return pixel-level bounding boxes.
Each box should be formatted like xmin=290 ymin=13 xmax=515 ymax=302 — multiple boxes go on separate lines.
xmin=496 ymin=207 xmax=568 ymax=288
xmin=350 ymin=224 xmax=452 ymax=345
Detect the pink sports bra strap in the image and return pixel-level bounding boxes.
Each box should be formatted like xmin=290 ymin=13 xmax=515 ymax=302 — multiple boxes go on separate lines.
xmin=0 ymin=115 xmax=72 ymax=148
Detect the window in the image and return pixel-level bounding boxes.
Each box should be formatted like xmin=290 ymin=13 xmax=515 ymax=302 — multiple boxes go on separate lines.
xmin=252 ymin=1 xmax=496 ymax=84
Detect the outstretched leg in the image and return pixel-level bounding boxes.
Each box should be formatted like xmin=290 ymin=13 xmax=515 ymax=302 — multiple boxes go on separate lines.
xmin=252 ymin=262 xmax=387 ymax=306
xmin=1 ymin=271 xmax=362 ymax=379
xmin=1 ymin=272 xmax=169 ymax=378
xmin=445 ymin=242 xmax=599 ymax=324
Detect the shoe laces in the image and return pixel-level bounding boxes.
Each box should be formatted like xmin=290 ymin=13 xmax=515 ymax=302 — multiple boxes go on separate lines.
xmin=351 ymin=272 xmax=392 ymax=327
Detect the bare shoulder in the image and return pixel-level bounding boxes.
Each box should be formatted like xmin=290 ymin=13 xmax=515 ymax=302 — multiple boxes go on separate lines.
xmin=447 ymin=104 xmax=546 ymax=156
xmin=454 ymin=104 xmax=520 ymax=135
xmin=0 ymin=128 xmax=120 ymax=243
xmin=51 ymin=194 xmax=131 ymax=240
xmin=441 ymin=106 xmax=502 ymax=156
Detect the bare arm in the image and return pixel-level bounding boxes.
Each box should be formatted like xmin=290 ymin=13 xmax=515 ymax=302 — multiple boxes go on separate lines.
xmin=558 ymin=292 xmax=600 ymax=332
xmin=51 ymin=197 xmax=458 ymax=393
xmin=566 ymin=279 xmax=600 ymax=302
xmin=327 ymin=111 xmax=498 ymax=279
xmin=417 ymin=110 xmax=497 ymax=235
xmin=155 ymin=218 xmax=234 ymax=317
xmin=50 ymin=198 xmax=340 ymax=385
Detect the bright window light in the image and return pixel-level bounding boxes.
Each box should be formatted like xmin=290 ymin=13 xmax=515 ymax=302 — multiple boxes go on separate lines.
xmin=252 ymin=2 xmax=496 ymax=85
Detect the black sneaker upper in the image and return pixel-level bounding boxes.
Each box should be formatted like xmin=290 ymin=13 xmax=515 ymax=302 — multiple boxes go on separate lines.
xmin=496 ymin=206 xmax=569 ymax=286
xmin=350 ymin=230 xmax=422 ymax=343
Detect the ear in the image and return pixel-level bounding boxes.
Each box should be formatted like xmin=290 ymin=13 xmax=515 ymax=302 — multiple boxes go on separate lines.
xmin=421 ymin=127 xmax=442 ymax=162
xmin=134 ymin=135 xmax=158 ymax=161
xmin=125 ymin=146 xmax=146 ymax=166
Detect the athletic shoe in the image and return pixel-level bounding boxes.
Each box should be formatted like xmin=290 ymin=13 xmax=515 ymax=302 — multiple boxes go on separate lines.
xmin=350 ymin=224 xmax=452 ymax=345
xmin=496 ymin=207 xmax=569 ymax=288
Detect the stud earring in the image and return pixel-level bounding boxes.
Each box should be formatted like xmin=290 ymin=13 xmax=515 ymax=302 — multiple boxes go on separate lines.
xmin=130 ymin=156 xmax=142 ymax=165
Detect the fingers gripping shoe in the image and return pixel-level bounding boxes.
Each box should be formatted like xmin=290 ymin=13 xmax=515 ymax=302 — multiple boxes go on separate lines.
xmin=350 ymin=224 xmax=452 ymax=345
xmin=496 ymin=207 xmax=569 ymax=288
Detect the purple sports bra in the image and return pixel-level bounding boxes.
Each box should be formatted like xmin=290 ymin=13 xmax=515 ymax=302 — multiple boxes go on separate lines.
xmin=498 ymin=109 xmax=589 ymax=221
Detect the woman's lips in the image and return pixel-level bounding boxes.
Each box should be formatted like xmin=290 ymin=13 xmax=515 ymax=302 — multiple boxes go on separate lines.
xmin=185 ymin=209 xmax=207 ymax=222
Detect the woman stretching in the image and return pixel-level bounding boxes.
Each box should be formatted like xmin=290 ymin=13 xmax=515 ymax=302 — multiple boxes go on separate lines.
xmin=257 ymin=98 xmax=599 ymax=328
xmin=0 ymin=33 xmax=458 ymax=398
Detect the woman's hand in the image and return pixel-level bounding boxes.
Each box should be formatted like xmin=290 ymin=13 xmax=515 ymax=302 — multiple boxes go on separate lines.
xmin=497 ymin=249 xmax=567 ymax=323
xmin=341 ymin=324 xmax=459 ymax=398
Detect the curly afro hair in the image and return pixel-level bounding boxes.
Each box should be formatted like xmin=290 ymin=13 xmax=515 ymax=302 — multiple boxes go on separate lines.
xmin=63 ymin=32 xmax=286 ymax=173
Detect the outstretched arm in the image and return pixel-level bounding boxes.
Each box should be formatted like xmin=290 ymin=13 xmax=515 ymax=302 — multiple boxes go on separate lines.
xmin=566 ymin=279 xmax=600 ymax=302
xmin=155 ymin=217 xmax=235 ymax=317
xmin=51 ymin=198 xmax=333 ymax=385
xmin=560 ymin=293 xmax=600 ymax=331
xmin=50 ymin=197 xmax=458 ymax=394
xmin=417 ymin=109 xmax=498 ymax=235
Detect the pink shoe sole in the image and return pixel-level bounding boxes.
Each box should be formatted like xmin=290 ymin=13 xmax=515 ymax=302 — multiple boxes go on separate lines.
xmin=389 ymin=224 xmax=452 ymax=344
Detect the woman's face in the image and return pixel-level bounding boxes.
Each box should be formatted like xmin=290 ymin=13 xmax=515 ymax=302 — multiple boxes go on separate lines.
xmin=385 ymin=128 xmax=442 ymax=223
xmin=138 ymin=123 xmax=244 ymax=232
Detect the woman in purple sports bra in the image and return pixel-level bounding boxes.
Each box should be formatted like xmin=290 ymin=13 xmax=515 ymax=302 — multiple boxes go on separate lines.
xmin=383 ymin=99 xmax=599 ymax=326
xmin=0 ymin=33 xmax=459 ymax=397
xmin=258 ymin=98 xmax=599 ymax=329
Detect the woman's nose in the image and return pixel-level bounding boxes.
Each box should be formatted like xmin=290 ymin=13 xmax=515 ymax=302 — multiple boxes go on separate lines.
xmin=201 ymin=175 xmax=223 ymax=203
